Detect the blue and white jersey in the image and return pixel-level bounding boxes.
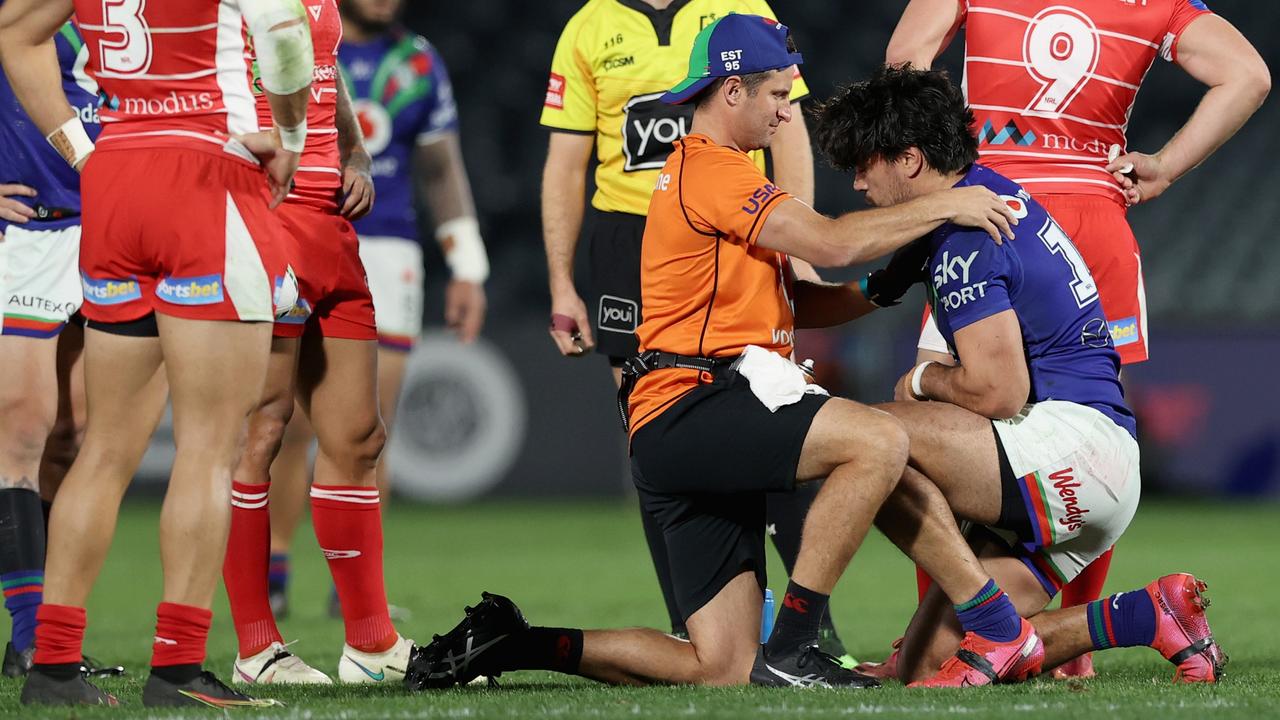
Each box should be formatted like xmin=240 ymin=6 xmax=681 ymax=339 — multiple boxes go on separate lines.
xmin=339 ymin=30 xmax=459 ymax=242
xmin=0 ymin=22 xmax=100 ymax=234
xmin=926 ymin=164 xmax=1136 ymax=438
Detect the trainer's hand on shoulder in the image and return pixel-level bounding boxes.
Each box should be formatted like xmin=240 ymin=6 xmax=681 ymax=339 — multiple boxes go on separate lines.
xmin=340 ymin=149 xmax=375 ymax=220
xmin=1106 ymin=150 xmax=1169 ymax=207
xmin=943 ymin=186 xmax=1017 ymax=244
xmin=445 ymin=279 xmax=486 ymax=344
xmin=548 ymin=288 xmax=594 ymax=358
xmin=235 ymin=130 xmax=301 ymax=209
xmin=0 ymin=183 xmax=37 ymax=225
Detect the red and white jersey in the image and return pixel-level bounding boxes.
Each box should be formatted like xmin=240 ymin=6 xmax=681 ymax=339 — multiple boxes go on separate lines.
xmin=253 ymin=0 xmax=342 ymax=211
xmin=958 ymin=0 xmax=1212 ymax=200
xmin=75 ymin=0 xmax=263 ymax=164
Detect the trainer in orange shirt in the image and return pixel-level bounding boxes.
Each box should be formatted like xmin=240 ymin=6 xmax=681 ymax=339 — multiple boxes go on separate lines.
xmin=409 ymin=13 xmax=1021 ymax=690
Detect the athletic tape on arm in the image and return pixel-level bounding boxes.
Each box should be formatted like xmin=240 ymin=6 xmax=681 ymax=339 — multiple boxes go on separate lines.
xmin=437 ymin=217 xmax=490 ymax=283
xmin=242 ymin=0 xmax=314 ymax=96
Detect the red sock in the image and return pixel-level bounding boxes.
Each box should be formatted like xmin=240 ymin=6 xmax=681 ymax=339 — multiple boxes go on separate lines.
xmin=310 ymin=485 xmax=396 ymax=652
xmin=1061 ymin=547 xmax=1114 ymax=608
xmin=151 ymin=602 xmax=212 ymax=668
xmin=33 ymin=604 xmax=85 ymax=665
xmin=223 ymin=481 xmax=283 ymax=657
xmin=915 ymin=565 xmax=933 ymax=603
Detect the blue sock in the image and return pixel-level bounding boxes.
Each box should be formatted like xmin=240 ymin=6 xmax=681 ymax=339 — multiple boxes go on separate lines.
xmin=1087 ymin=590 xmax=1156 ymax=649
xmin=268 ymin=552 xmax=289 ymax=593
xmin=955 ymin=580 xmax=1022 ymax=643
xmin=2 ymin=570 xmax=43 ymax=652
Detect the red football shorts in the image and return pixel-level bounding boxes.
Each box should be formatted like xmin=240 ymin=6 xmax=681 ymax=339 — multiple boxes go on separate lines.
xmin=1038 ymin=194 xmax=1147 ymax=365
xmin=78 ymin=148 xmax=288 ymax=324
xmin=271 ymin=203 xmax=376 ymax=341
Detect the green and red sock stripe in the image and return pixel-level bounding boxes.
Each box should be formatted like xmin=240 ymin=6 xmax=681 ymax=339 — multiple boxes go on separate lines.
xmin=1085 ymin=591 xmax=1156 ymax=651
xmin=954 ymin=580 xmax=1001 ymax=612
xmin=1087 ymin=597 xmax=1118 ymax=649
xmin=1 ymin=570 xmax=43 ymax=600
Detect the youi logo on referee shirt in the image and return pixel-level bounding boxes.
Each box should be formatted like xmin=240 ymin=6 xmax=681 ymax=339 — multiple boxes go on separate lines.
xmin=622 ymin=92 xmax=694 ymax=171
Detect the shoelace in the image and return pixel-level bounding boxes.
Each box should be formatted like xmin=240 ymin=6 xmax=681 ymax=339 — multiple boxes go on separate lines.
xmin=795 ymin=644 xmax=845 ymax=672
xmin=199 ymin=670 xmax=250 ymax=699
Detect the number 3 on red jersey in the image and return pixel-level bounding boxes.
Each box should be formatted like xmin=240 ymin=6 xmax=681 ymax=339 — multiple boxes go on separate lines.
xmin=99 ymin=0 xmax=153 ymax=76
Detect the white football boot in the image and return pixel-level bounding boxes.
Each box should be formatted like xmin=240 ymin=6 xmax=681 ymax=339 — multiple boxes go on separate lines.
xmin=232 ymin=642 xmax=332 ymax=685
xmin=338 ymin=634 xmax=414 ymax=683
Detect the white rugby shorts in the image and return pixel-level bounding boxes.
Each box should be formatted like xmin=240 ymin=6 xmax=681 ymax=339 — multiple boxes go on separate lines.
xmin=990 ymin=399 xmax=1141 ymax=597
xmin=357 ymin=236 xmax=423 ymax=351
xmin=1 ymin=224 xmax=82 ymax=337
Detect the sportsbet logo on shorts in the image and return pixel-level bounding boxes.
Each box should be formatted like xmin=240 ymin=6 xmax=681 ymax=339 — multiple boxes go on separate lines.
xmin=156 ymin=274 xmax=225 ymax=306
xmin=81 ymin=274 xmax=142 ymax=305
xmin=1108 ymin=316 xmax=1140 ymax=346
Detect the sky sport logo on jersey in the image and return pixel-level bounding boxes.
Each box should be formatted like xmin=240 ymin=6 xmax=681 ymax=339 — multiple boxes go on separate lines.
xmin=80 ymin=275 xmax=141 ymax=306
xmin=156 ymin=274 xmax=225 ymax=306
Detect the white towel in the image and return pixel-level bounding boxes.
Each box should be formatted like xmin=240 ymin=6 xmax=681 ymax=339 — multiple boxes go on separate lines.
xmin=735 ymin=345 xmax=828 ymax=412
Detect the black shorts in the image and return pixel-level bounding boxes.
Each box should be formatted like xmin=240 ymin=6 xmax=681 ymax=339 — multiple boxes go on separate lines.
xmin=585 ymin=210 xmax=644 ymax=363
xmin=630 ymin=370 xmax=829 ymax=620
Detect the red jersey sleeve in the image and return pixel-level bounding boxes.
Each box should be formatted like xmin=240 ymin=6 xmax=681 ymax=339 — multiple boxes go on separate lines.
xmin=1161 ymin=0 xmax=1213 ymax=62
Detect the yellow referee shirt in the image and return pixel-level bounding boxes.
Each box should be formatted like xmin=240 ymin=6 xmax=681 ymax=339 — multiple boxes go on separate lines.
xmin=540 ymin=0 xmax=810 ymax=216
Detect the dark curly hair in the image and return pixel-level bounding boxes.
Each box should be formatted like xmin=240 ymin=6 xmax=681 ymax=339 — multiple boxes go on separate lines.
xmin=811 ymin=64 xmax=978 ymax=174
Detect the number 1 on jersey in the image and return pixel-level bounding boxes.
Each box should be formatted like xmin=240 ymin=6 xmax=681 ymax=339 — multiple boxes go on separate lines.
xmin=1038 ymin=219 xmax=1099 ymax=308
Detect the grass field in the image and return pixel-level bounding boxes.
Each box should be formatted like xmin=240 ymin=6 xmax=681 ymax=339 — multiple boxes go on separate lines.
xmin=0 ymin=498 xmax=1276 ymax=718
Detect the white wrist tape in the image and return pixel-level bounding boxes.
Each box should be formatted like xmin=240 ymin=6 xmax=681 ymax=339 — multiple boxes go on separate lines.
xmin=278 ymin=121 xmax=307 ymax=153
xmin=46 ymin=117 xmax=94 ymax=169
xmin=911 ymin=361 xmax=934 ymax=400
xmin=245 ymin=0 xmax=314 ymax=96
xmin=437 ymin=217 xmax=489 ymax=283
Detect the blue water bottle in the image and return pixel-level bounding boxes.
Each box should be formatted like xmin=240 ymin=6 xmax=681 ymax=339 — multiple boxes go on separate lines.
xmin=760 ymin=588 xmax=775 ymax=643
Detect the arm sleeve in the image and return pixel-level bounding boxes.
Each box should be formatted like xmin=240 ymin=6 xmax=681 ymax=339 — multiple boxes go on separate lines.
xmin=539 ymin=11 xmax=596 ymax=133
xmin=683 ymin=150 xmax=792 ymax=246
xmin=1160 ymin=0 xmax=1213 ymax=62
xmin=416 ymin=44 xmax=460 ymax=145
xmin=239 ymin=0 xmax=313 ymax=95
xmin=930 ymin=230 xmax=1013 ymax=333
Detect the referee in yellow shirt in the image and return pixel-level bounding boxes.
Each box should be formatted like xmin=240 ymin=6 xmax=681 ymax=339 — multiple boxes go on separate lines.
xmin=538 ymin=0 xmax=852 ymax=664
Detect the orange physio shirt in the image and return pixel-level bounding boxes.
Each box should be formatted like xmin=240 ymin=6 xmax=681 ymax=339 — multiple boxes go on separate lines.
xmin=629 ymin=134 xmax=797 ymax=435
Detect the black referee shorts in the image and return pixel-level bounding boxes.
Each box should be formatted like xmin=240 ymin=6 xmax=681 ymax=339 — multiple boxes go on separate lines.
xmin=585 ymin=209 xmax=644 ymax=364
xmin=630 ymin=370 xmax=829 ymax=621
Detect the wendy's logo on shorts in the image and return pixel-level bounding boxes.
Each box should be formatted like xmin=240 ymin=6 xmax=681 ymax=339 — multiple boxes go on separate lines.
xmin=1050 ymin=467 xmax=1089 ymax=532
xmin=156 ymin=274 xmax=224 ymax=306
xmin=80 ymin=274 xmax=141 ymax=305
xmin=598 ymin=295 xmax=638 ymax=334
